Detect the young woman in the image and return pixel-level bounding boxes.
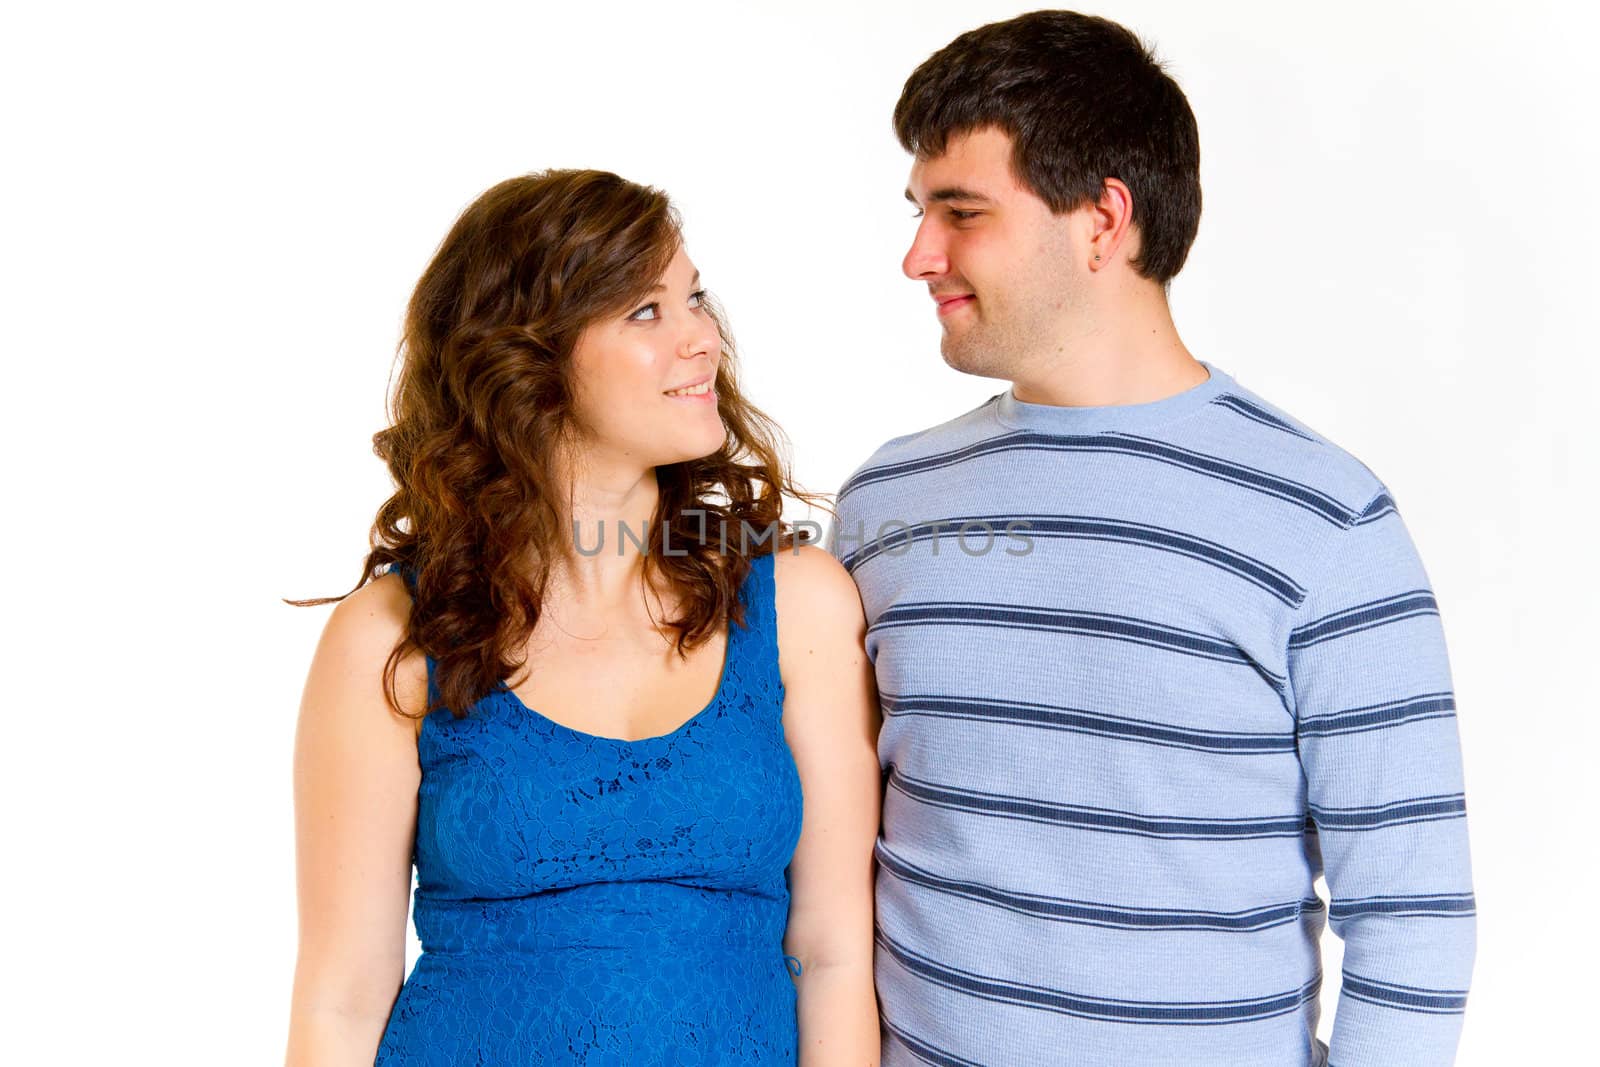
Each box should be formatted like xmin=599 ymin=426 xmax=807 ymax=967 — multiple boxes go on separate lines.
xmin=285 ymin=169 xmax=881 ymax=1065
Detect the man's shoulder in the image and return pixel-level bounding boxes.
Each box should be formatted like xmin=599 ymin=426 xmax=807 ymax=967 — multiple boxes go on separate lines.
xmin=835 ymin=392 xmax=1005 ymax=501
xmin=1195 ymin=376 xmax=1392 ymax=517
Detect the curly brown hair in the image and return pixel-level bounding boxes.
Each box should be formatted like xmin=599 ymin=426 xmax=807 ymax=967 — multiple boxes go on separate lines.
xmin=288 ymin=168 xmax=831 ymax=723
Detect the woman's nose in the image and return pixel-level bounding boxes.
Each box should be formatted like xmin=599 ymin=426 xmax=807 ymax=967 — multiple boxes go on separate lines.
xmin=681 ymin=317 xmax=718 ymax=359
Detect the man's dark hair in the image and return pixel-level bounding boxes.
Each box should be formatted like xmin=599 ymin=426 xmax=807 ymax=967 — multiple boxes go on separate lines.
xmin=894 ymin=10 xmax=1201 ymax=285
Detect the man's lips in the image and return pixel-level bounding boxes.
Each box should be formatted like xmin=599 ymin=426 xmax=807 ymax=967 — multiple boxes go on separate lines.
xmin=934 ymin=293 xmax=975 ymax=317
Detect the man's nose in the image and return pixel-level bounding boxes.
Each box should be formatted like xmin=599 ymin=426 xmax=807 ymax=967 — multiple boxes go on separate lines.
xmin=903 ymin=219 xmax=948 ymax=280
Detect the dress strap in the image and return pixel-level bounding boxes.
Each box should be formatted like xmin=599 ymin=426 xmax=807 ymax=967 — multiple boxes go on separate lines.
xmin=735 ymin=551 xmax=776 ymax=635
xmin=384 ymin=562 xmax=441 ymax=710
xmin=734 ymin=551 xmax=784 ymax=708
xmin=387 ymin=560 xmax=417 ymax=593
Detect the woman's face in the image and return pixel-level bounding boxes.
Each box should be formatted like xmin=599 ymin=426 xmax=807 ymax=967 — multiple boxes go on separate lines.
xmin=568 ymin=243 xmax=726 ymax=470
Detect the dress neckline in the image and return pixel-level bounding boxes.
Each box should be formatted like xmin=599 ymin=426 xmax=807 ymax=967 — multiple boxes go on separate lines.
xmin=494 ymin=619 xmax=736 ymax=747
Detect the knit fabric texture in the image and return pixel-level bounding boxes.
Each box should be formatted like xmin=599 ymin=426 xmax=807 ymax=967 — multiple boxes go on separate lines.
xmin=828 ymin=362 xmax=1475 ymax=1067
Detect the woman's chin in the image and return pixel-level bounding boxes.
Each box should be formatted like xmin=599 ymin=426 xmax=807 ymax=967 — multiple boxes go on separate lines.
xmin=652 ymin=433 xmax=726 ymax=469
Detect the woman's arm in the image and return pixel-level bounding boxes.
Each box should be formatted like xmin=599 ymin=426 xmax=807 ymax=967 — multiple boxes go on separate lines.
xmin=773 ymin=545 xmax=883 ymax=1067
xmin=285 ymin=573 xmax=424 ymax=1066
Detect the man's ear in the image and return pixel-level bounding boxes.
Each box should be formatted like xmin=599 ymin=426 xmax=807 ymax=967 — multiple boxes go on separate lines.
xmin=1085 ymin=177 xmax=1136 ymax=270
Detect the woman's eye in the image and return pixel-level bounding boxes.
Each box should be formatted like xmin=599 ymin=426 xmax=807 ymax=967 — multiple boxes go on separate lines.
xmin=910 ymin=209 xmax=925 ymax=219
xmin=628 ymin=302 xmax=660 ymax=322
xmin=689 ymin=289 xmax=708 ymax=309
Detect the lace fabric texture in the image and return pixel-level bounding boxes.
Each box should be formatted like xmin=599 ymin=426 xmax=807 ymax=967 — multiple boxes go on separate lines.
xmin=375 ymin=552 xmax=803 ymax=1065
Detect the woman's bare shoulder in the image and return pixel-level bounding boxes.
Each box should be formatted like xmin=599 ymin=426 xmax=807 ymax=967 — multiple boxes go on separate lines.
xmin=770 ymin=544 xmax=862 ymax=621
xmin=306 ymin=570 xmax=431 ymax=742
xmin=769 ymin=545 xmax=867 ymax=681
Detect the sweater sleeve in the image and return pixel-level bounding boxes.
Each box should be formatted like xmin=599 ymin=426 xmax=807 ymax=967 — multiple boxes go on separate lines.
xmin=1288 ymin=489 xmax=1476 ymax=1066
xmin=825 ymin=481 xmax=868 ymax=569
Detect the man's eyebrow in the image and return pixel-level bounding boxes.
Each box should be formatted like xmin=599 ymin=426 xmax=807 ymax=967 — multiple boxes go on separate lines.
xmin=649 ymin=269 xmax=701 ymax=294
xmin=904 ymin=186 xmax=994 ymax=205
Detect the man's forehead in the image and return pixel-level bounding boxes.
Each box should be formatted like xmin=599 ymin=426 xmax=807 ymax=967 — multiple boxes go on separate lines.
xmin=905 ymin=126 xmax=1019 ymax=202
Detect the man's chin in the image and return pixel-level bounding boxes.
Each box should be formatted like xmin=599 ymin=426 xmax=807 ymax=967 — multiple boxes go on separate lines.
xmin=939 ymin=338 xmax=1009 ymax=380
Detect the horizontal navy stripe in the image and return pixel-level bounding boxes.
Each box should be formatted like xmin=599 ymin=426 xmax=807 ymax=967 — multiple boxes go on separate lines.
xmin=1354 ymin=493 xmax=1396 ymax=525
xmin=882 ymin=1019 xmax=986 ymax=1067
xmin=888 ymin=766 xmax=1307 ymax=840
xmin=1210 ymin=394 xmax=1316 ymax=441
xmin=837 ymin=430 xmax=1362 ymax=526
xmin=878 ymin=928 xmax=1322 ymax=1025
xmin=841 ymin=513 xmax=1307 ymax=606
xmin=1105 ymin=431 xmax=1357 ymax=524
xmin=881 ymin=690 xmax=1295 ymax=754
xmin=1289 ymin=590 xmax=1439 ymax=649
xmin=878 ymin=842 xmax=1313 ymax=931
xmin=1297 ymin=692 xmax=1457 ymax=737
xmin=1309 ymin=793 xmax=1467 ymax=831
xmin=871 ymin=601 xmax=1288 ymax=691
xmin=1341 ymin=971 xmax=1468 ymax=1014
xmin=1329 ymin=893 xmax=1476 ymax=921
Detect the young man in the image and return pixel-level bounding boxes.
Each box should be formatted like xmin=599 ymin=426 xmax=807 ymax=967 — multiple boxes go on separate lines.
xmin=827 ymin=11 xmax=1475 ymax=1066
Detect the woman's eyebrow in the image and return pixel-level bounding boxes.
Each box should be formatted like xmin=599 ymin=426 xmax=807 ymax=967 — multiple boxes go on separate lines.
xmin=648 ymin=270 xmax=702 ymax=294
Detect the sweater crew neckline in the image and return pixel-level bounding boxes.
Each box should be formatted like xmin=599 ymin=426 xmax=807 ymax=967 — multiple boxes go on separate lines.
xmin=993 ymin=361 xmax=1231 ymax=434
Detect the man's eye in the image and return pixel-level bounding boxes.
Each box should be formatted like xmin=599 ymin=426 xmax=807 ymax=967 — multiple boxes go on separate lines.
xmin=628 ymin=302 xmax=660 ymax=322
xmin=909 ymin=207 xmax=978 ymax=220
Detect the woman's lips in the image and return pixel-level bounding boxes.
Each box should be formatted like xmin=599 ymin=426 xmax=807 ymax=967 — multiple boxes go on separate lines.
xmin=664 ymin=388 xmax=717 ymax=403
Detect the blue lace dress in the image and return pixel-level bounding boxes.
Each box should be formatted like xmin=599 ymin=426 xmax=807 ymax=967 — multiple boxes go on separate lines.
xmin=374 ymin=551 xmax=803 ymax=1065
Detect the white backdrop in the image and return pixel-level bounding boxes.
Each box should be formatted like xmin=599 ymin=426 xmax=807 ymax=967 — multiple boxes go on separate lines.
xmin=4 ymin=1 xmax=1593 ymax=1062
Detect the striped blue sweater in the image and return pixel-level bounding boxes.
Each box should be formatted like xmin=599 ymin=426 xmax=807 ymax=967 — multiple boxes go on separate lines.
xmin=826 ymin=362 xmax=1475 ymax=1067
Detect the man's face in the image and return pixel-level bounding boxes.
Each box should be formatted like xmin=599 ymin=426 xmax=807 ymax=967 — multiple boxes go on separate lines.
xmin=903 ymin=125 xmax=1085 ymax=380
